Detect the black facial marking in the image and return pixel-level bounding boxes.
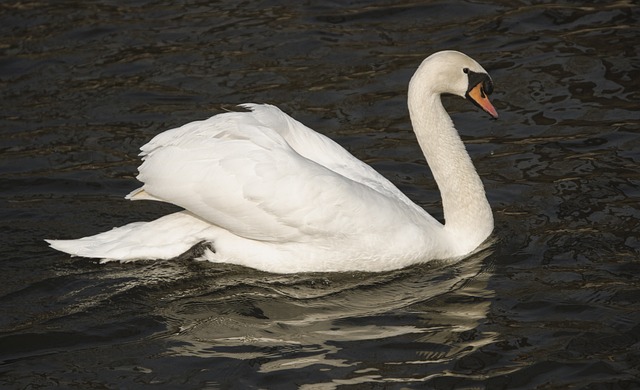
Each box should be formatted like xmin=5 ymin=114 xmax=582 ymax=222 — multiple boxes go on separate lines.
xmin=465 ymin=70 xmax=493 ymax=96
xmin=482 ymin=77 xmax=494 ymax=95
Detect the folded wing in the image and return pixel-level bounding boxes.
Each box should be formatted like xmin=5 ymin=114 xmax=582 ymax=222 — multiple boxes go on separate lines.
xmin=126 ymin=104 xmax=438 ymax=244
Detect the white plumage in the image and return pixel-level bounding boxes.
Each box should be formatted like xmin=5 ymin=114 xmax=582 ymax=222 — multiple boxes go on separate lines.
xmin=47 ymin=51 xmax=497 ymax=273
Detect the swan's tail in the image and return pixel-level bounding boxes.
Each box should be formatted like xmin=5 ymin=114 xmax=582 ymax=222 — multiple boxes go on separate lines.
xmin=45 ymin=211 xmax=217 ymax=263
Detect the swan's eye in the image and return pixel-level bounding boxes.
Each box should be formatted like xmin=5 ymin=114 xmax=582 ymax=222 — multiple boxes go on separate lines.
xmin=463 ymin=68 xmax=469 ymax=74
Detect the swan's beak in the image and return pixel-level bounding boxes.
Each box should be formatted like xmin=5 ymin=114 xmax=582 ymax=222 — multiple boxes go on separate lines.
xmin=466 ymin=82 xmax=498 ymax=119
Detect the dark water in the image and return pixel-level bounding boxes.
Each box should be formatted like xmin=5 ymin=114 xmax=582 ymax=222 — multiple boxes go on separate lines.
xmin=1 ymin=1 xmax=639 ymax=388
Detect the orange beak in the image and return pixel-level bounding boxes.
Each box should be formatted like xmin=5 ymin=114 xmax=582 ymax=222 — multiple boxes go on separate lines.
xmin=467 ymin=82 xmax=498 ymax=119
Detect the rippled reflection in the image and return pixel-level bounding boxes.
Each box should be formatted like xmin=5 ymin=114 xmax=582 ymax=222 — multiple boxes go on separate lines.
xmin=161 ymin=251 xmax=494 ymax=380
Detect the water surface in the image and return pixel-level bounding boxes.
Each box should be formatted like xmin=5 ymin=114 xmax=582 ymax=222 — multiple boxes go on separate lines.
xmin=1 ymin=1 xmax=639 ymax=388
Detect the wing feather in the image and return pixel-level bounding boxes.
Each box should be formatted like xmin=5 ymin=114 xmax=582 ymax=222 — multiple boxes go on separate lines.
xmin=129 ymin=104 xmax=438 ymax=243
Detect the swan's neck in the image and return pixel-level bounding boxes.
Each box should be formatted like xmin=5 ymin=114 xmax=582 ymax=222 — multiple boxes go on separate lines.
xmin=408 ymin=84 xmax=493 ymax=253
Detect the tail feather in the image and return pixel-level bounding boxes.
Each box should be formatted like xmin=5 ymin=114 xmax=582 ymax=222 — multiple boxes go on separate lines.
xmin=125 ymin=187 xmax=162 ymax=201
xmin=46 ymin=211 xmax=217 ymax=262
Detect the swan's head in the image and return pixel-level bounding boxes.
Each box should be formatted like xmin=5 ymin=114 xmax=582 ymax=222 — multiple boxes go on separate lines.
xmin=411 ymin=50 xmax=498 ymax=119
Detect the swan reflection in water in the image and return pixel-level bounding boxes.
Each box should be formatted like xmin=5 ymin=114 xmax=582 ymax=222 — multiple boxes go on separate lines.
xmin=156 ymin=245 xmax=496 ymax=384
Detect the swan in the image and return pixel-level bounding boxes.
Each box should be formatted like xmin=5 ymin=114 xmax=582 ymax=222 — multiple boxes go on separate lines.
xmin=46 ymin=50 xmax=498 ymax=273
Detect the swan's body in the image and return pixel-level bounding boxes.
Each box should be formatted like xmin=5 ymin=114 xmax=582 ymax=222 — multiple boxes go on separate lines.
xmin=47 ymin=50 xmax=498 ymax=273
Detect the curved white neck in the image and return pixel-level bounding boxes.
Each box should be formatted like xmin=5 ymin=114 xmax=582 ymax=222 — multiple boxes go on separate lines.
xmin=407 ymin=76 xmax=493 ymax=253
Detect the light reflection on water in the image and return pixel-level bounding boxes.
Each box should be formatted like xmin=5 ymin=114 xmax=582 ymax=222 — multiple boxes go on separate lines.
xmin=1 ymin=1 xmax=639 ymax=388
xmin=145 ymin=249 xmax=496 ymax=387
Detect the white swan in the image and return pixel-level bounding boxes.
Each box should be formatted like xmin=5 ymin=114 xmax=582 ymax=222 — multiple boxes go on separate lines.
xmin=46 ymin=50 xmax=498 ymax=273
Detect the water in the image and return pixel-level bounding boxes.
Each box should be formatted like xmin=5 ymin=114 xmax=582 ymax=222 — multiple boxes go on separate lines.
xmin=1 ymin=1 xmax=639 ymax=388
